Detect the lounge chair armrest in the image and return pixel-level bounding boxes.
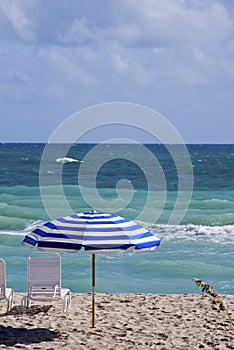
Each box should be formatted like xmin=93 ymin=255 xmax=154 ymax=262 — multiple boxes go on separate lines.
xmin=53 ymin=284 xmax=59 ymax=297
xmin=28 ymin=284 xmax=59 ymax=298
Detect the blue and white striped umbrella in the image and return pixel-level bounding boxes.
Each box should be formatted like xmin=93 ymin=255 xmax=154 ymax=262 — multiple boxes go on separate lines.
xmin=23 ymin=210 xmax=161 ymax=252
xmin=22 ymin=210 xmax=161 ymax=326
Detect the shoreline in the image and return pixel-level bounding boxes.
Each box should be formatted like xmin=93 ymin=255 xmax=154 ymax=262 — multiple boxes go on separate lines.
xmin=0 ymin=293 xmax=233 ymax=349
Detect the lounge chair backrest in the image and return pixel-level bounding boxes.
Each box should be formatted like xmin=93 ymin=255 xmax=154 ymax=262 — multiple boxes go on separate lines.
xmin=28 ymin=253 xmax=61 ymax=297
xmin=22 ymin=252 xmax=71 ymax=312
xmin=0 ymin=258 xmax=6 ymax=298
xmin=0 ymin=258 xmax=14 ymax=312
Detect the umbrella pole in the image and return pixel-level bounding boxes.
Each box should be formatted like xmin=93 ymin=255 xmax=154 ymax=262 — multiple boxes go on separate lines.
xmin=92 ymin=253 xmax=96 ymax=327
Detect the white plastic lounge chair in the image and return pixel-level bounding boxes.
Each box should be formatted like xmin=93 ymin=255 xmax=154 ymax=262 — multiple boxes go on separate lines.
xmin=21 ymin=252 xmax=71 ymax=313
xmin=0 ymin=258 xmax=14 ymax=313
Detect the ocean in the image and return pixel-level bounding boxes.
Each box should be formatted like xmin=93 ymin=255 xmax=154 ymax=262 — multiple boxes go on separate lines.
xmin=0 ymin=143 xmax=233 ymax=295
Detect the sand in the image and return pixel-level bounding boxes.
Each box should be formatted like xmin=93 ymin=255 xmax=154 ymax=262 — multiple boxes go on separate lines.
xmin=0 ymin=292 xmax=233 ymax=349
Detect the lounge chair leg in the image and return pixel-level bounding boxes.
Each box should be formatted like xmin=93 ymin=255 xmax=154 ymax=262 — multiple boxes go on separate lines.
xmin=63 ymin=296 xmax=68 ymax=313
xmin=6 ymin=290 xmax=13 ymax=313
xmin=68 ymin=291 xmax=71 ymax=309
xmin=6 ymin=300 xmax=10 ymax=314
xmin=21 ymin=295 xmax=29 ymax=312
xmin=10 ymin=291 xmax=14 ymax=310
xmin=63 ymin=291 xmax=72 ymax=313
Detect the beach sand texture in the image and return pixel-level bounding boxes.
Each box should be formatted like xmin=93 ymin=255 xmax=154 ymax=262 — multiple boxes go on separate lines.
xmin=0 ymin=293 xmax=233 ymax=350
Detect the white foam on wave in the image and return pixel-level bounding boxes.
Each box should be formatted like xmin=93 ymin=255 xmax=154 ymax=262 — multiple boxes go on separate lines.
xmin=135 ymin=220 xmax=234 ymax=244
xmin=150 ymin=224 xmax=234 ymax=244
xmin=0 ymin=230 xmax=25 ymax=236
xmin=0 ymin=220 xmax=45 ymax=237
xmin=55 ymin=157 xmax=81 ymax=164
xmin=24 ymin=220 xmax=45 ymax=232
xmin=2 ymin=219 xmax=234 ymax=245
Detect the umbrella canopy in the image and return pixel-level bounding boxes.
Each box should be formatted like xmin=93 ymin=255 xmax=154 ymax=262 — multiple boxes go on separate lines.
xmin=22 ymin=210 xmax=161 ymax=326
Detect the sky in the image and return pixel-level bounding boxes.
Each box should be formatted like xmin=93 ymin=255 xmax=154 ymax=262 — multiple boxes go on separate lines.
xmin=0 ymin=0 xmax=234 ymax=143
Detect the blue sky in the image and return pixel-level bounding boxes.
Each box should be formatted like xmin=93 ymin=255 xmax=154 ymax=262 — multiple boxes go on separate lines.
xmin=0 ymin=0 xmax=234 ymax=143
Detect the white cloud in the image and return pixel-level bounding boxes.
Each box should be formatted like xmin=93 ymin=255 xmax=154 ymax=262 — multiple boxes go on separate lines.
xmin=39 ymin=46 xmax=95 ymax=86
xmin=111 ymin=52 xmax=129 ymax=73
xmin=0 ymin=0 xmax=36 ymax=41
xmin=8 ymin=70 xmax=28 ymax=84
xmin=0 ymin=0 xmax=233 ymax=49
xmin=0 ymin=0 xmax=234 ymax=143
xmin=174 ymin=64 xmax=208 ymax=85
xmin=118 ymin=0 xmax=233 ymax=47
xmin=52 ymin=0 xmax=234 ymax=92
xmin=191 ymin=47 xmax=210 ymax=64
xmin=58 ymin=17 xmax=99 ymax=45
xmin=111 ymin=22 xmax=141 ymax=46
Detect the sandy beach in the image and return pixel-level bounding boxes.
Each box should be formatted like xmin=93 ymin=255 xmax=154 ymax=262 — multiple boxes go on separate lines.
xmin=0 ymin=292 xmax=233 ymax=349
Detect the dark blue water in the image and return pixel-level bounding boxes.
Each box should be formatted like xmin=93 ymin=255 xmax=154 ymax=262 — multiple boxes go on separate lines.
xmin=1 ymin=143 xmax=234 ymax=190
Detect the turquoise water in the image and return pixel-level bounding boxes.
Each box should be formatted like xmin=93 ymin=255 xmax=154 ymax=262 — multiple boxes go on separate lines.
xmin=0 ymin=143 xmax=233 ymax=294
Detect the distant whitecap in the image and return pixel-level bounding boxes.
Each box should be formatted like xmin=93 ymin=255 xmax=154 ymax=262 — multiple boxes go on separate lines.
xmin=55 ymin=157 xmax=79 ymax=164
